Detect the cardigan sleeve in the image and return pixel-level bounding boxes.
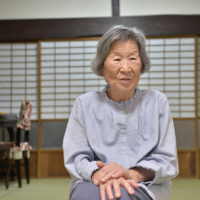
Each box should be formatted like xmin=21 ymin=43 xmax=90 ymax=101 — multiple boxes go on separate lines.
xmin=133 ymin=93 xmax=179 ymax=185
xmin=63 ymin=98 xmax=99 ymax=182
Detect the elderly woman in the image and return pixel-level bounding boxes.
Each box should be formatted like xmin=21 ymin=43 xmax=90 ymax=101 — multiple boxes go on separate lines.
xmin=63 ymin=25 xmax=179 ymax=200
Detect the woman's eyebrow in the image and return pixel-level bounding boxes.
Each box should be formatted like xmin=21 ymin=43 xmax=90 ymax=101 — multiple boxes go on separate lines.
xmin=110 ymin=50 xmax=139 ymax=55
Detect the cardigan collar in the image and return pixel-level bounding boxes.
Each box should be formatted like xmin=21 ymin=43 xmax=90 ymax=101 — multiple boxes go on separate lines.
xmin=101 ymin=84 xmax=142 ymax=109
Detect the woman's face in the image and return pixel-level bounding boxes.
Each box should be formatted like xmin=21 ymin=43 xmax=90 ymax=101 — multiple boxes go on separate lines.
xmin=101 ymin=40 xmax=142 ymax=101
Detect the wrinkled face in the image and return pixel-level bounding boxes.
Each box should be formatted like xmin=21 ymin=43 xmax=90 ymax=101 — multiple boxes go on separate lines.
xmin=101 ymin=40 xmax=142 ymax=99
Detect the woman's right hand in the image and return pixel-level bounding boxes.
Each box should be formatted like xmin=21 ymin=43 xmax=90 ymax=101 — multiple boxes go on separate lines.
xmin=92 ymin=161 xmax=133 ymax=185
xmin=99 ymin=177 xmax=139 ymax=200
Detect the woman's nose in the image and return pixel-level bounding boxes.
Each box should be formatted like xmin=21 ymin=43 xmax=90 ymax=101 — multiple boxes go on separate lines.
xmin=120 ymin=60 xmax=131 ymax=73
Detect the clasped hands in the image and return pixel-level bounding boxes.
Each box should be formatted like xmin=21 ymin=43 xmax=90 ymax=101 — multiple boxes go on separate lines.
xmin=91 ymin=161 xmax=140 ymax=200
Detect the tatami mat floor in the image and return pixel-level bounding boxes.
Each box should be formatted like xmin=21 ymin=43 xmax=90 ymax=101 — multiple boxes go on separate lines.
xmin=0 ymin=178 xmax=200 ymax=200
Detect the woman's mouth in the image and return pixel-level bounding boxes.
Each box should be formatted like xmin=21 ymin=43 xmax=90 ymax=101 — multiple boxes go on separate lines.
xmin=120 ymin=79 xmax=131 ymax=83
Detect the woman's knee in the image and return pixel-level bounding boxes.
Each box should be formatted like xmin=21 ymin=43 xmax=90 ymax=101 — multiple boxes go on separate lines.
xmin=70 ymin=182 xmax=101 ymax=200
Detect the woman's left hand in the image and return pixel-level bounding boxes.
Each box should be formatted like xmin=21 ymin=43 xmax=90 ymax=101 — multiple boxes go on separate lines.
xmin=92 ymin=161 xmax=133 ymax=185
xmin=99 ymin=177 xmax=139 ymax=200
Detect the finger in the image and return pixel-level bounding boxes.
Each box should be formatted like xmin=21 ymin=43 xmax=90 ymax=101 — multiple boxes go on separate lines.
xmin=97 ymin=161 xmax=106 ymax=169
xmin=127 ymin=179 xmax=139 ymax=189
xmin=119 ymin=178 xmax=134 ymax=195
xmin=111 ymin=170 xmax=132 ymax=180
xmin=101 ymin=172 xmax=115 ymax=183
xmin=105 ymin=180 xmax=114 ymax=200
xmin=112 ymin=179 xmax=121 ymax=199
xmin=100 ymin=183 xmax=106 ymax=200
xmin=93 ymin=170 xmax=109 ymax=185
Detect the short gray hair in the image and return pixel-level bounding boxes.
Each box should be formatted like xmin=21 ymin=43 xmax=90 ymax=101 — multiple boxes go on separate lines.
xmin=90 ymin=25 xmax=151 ymax=76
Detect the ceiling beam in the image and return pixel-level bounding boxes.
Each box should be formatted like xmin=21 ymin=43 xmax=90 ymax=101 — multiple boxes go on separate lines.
xmin=0 ymin=15 xmax=200 ymax=41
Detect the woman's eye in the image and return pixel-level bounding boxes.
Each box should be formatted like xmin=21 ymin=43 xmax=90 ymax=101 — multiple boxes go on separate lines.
xmin=114 ymin=59 xmax=120 ymax=61
xmin=130 ymin=58 xmax=136 ymax=60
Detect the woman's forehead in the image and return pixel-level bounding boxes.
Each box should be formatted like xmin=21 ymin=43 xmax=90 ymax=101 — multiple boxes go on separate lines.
xmin=109 ymin=40 xmax=139 ymax=55
xmin=110 ymin=40 xmax=138 ymax=50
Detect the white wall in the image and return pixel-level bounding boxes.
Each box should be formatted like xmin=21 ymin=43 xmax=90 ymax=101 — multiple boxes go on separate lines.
xmin=120 ymin=0 xmax=200 ymax=16
xmin=0 ymin=0 xmax=200 ymax=20
xmin=0 ymin=0 xmax=112 ymax=20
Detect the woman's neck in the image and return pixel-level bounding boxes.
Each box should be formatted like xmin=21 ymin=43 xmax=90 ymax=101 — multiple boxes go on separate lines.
xmin=106 ymin=88 xmax=135 ymax=102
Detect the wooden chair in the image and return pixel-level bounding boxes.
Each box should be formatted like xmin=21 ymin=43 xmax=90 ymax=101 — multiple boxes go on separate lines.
xmin=15 ymin=101 xmax=32 ymax=187
xmin=0 ymin=101 xmax=32 ymax=188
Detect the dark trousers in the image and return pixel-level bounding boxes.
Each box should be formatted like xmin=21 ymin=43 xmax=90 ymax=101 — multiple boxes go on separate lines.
xmin=70 ymin=182 xmax=153 ymax=200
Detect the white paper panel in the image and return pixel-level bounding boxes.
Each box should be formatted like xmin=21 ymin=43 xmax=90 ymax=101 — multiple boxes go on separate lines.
xmin=70 ymin=54 xmax=84 ymax=60
xmin=85 ymin=41 xmax=99 ymax=47
xmin=56 ymin=55 xmax=68 ymax=60
xmin=70 ymin=61 xmax=84 ymax=66
xmin=0 ymin=63 xmax=11 ymax=68
xmin=55 ymin=100 xmax=69 ymax=106
xmin=41 ymin=49 xmax=54 ymax=54
xmin=70 ymin=87 xmax=84 ymax=92
xmin=13 ymin=50 xmax=25 ymax=56
xmin=56 ymin=61 xmax=69 ymax=67
xmin=70 ymin=41 xmax=84 ymax=47
xmin=171 ymin=112 xmax=179 ymax=118
xmin=180 ymin=112 xmax=195 ymax=118
xmin=165 ymin=38 xmax=179 ymax=45
xmin=41 ymin=101 xmax=54 ymax=106
xmin=70 ymin=48 xmax=84 ymax=53
xmin=41 ymin=42 xmax=54 ymax=48
xmin=41 ymin=107 xmax=54 ymax=112
xmin=70 ymin=67 xmax=84 ymax=73
xmin=85 ymin=86 xmax=99 ymax=91
xmin=0 ymin=44 xmax=11 ymax=49
xmin=165 ymin=45 xmax=179 ymax=51
xmin=55 ymin=48 xmax=69 ymax=54
xmin=56 ymin=87 xmax=69 ymax=93
xmin=0 ymin=57 xmax=11 ymax=62
xmin=12 ymin=44 xmax=25 ymax=49
xmin=27 ymin=63 xmax=37 ymax=68
xmin=69 ymin=74 xmax=84 ymax=79
xmin=85 ymin=80 xmax=99 ymax=85
xmin=56 ymin=81 xmax=69 ymax=86
xmin=56 ymin=113 xmax=69 ymax=119
xmin=85 ymin=48 xmax=96 ymax=53
xmin=41 ymin=114 xmax=54 ymax=119
xmin=180 ymin=45 xmax=195 ymax=51
xmin=165 ymin=66 xmax=179 ymax=71
xmin=41 ymin=87 xmax=54 ymax=93
xmin=149 ymin=39 xmax=164 ymax=45
xmin=56 ymin=74 xmax=69 ymax=79
xmin=165 ymin=52 xmax=179 ymax=58
xmin=41 ymin=81 xmax=55 ymax=87
xmin=0 ymin=43 xmax=38 ymax=119
xmin=149 ymin=46 xmax=164 ymax=51
xmin=0 ymin=50 xmax=11 ymax=56
xmin=55 ymin=67 xmax=69 ymax=73
xmin=85 ymin=54 xmax=95 ymax=60
xmin=27 ymin=95 xmax=37 ymax=101
xmin=27 ymin=43 xmax=37 ymax=49
xmin=180 ymin=38 xmax=195 ymax=44
xmin=41 ymin=61 xmax=54 ymax=67
xmin=70 ymin=80 xmax=84 ymax=86
xmin=41 ymin=94 xmax=54 ymax=100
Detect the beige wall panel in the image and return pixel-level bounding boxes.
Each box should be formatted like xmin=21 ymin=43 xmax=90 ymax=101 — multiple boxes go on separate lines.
xmin=39 ymin=151 xmax=69 ymax=178
xmin=0 ymin=0 xmax=111 ymax=20
xmin=16 ymin=151 xmax=37 ymax=178
xmin=177 ymin=151 xmax=196 ymax=177
xmin=13 ymin=150 xmax=196 ymax=178
xmin=120 ymin=0 xmax=200 ymax=16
